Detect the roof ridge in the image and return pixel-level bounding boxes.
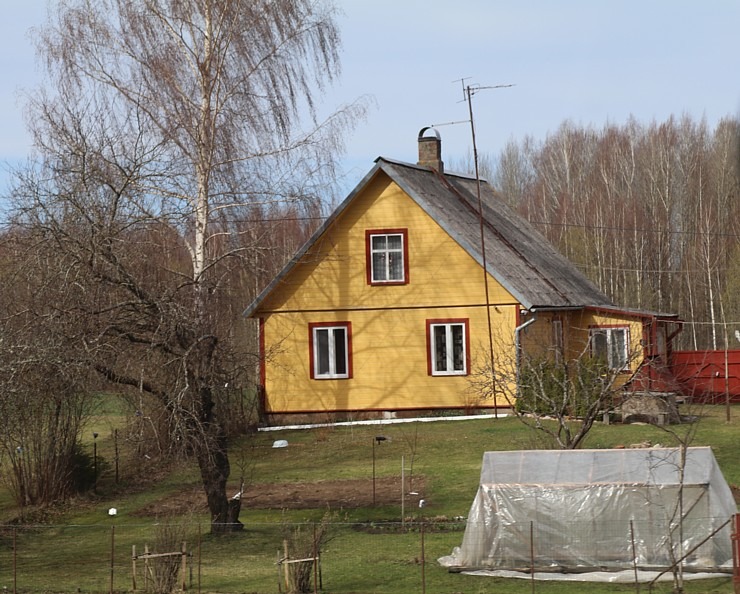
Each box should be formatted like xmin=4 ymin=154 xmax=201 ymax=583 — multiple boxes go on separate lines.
xmin=376 ymin=156 xmax=483 ymax=182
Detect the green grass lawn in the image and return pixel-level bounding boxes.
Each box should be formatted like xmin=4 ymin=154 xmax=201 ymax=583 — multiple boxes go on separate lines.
xmin=0 ymin=404 xmax=737 ymax=593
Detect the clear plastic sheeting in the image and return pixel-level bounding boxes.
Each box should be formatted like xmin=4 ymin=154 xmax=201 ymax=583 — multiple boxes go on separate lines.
xmin=439 ymin=447 xmax=736 ymax=576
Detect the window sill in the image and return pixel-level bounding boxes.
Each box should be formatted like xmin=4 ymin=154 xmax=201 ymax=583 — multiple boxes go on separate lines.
xmin=313 ymin=376 xmax=350 ymax=380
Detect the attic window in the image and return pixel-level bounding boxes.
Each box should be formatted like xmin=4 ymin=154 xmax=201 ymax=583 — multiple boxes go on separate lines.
xmin=366 ymin=229 xmax=408 ymax=285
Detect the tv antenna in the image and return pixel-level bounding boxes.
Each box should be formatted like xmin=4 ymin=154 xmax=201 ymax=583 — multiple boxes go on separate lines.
xmin=456 ymin=77 xmax=514 ymax=418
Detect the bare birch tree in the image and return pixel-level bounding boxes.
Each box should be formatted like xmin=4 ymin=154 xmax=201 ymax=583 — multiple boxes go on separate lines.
xmin=478 ymin=115 xmax=739 ymax=352
xmin=12 ymin=0 xmax=365 ymax=531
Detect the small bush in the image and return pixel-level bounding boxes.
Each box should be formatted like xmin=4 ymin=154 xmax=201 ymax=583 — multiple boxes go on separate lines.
xmin=150 ymin=517 xmax=188 ymax=594
xmin=516 ymin=357 xmax=611 ymax=418
xmin=69 ymin=443 xmax=105 ymax=493
xmin=282 ymin=513 xmax=337 ymax=593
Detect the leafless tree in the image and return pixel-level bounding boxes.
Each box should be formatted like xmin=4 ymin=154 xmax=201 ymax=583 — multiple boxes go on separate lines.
xmin=645 ymin=402 xmax=706 ymax=594
xmin=0 ymin=231 xmax=96 ymax=508
xmin=477 ymin=116 xmax=740 ymax=351
xmin=469 ymin=337 xmax=638 ymax=450
xmin=11 ymin=0 xmax=365 ymax=531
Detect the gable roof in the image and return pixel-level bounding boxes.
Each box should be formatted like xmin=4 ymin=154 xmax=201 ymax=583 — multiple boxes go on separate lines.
xmin=244 ymin=157 xmax=613 ymax=317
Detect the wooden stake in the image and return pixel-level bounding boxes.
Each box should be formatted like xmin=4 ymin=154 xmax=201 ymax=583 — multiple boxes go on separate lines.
xmin=132 ymin=545 xmax=137 ymax=592
xmin=144 ymin=544 xmax=150 ymax=592
xmin=283 ymin=539 xmax=290 ymax=591
xmin=401 ymin=455 xmax=405 ymax=528
xmin=110 ymin=525 xmax=115 ymax=594
xmin=313 ymin=524 xmax=318 ymax=594
xmin=421 ymin=523 xmax=426 ymax=594
xmin=630 ymin=520 xmax=640 ymax=592
xmin=181 ymin=541 xmax=187 ymax=591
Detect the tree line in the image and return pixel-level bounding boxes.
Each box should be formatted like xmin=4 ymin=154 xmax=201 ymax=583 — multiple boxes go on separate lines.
xmin=486 ymin=115 xmax=740 ymax=350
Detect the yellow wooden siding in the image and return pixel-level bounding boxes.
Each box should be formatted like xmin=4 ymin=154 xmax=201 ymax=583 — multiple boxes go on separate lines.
xmin=262 ymin=305 xmax=517 ymax=413
xmin=518 ymin=309 xmax=647 ymax=376
xmin=257 ymin=173 xmax=518 ymax=314
xmin=254 ymin=170 xmax=652 ymax=413
xmin=517 ymin=311 xmax=645 ymax=368
xmin=518 ymin=312 xmax=558 ymax=359
xmin=564 ymin=311 xmax=643 ymax=368
xmin=255 ymin=171 xmax=523 ymax=413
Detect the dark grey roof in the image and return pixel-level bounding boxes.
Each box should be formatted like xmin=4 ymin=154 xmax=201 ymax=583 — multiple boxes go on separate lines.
xmin=244 ymin=157 xmax=613 ymax=317
xmin=380 ymin=158 xmax=614 ymax=310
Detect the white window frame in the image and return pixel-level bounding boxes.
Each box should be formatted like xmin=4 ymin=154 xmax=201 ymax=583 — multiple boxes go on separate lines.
xmin=590 ymin=326 xmax=630 ymax=371
xmin=428 ymin=320 xmax=468 ymax=376
xmin=368 ymin=231 xmax=406 ymax=284
xmin=310 ymin=323 xmax=351 ymax=380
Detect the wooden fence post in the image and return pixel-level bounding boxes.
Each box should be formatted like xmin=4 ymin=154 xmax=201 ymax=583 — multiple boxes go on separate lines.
xmin=198 ymin=524 xmax=202 ymax=594
xmin=132 ymin=545 xmax=137 ymax=592
xmin=283 ymin=539 xmax=290 ymax=592
xmin=181 ymin=541 xmax=187 ymax=591
xmin=144 ymin=544 xmax=150 ymax=592
xmin=13 ymin=526 xmax=17 ymax=594
xmin=312 ymin=524 xmax=318 ymax=594
xmin=110 ymin=525 xmax=115 ymax=594
xmin=420 ymin=522 xmax=426 ymax=594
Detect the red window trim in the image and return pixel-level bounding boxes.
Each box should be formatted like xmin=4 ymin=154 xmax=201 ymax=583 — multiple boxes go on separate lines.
xmin=365 ymin=228 xmax=409 ymax=286
xmin=426 ymin=318 xmax=470 ymax=376
xmin=259 ymin=317 xmax=267 ymax=413
xmin=259 ymin=317 xmax=266 ymax=388
xmin=308 ymin=321 xmax=353 ymax=380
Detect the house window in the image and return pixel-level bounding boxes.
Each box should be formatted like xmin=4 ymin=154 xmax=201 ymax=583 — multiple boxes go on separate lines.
xmin=309 ymin=322 xmax=352 ymax=379
xmin=655 ymin=325 xmax=667 ymax=359
xmin=590 ymin=326 xmax=629 ymax=370
xmin=366 ymin=229 xmax=408 ymax=285
xmin=427 ymin=319 xmax=469 ymax=376
xmin=552 ymin=319 xmax=564 ymax=364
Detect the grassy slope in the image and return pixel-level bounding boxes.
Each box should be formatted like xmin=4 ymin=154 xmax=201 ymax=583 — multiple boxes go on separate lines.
xmin=0 ymin=405 xmax=737 ymax=593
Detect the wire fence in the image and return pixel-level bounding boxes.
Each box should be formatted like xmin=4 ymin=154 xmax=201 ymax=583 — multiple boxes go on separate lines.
xmin=0 ymin=518 xmax=735 ymax=593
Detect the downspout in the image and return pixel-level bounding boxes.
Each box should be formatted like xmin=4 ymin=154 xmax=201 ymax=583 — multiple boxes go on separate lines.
xmin=515 ymin=310 xmax=538 ymax=398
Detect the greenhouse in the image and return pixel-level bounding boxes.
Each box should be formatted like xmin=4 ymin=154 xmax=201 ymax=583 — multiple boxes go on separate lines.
xmin=440 ymin=447 xmax=735 ymax=577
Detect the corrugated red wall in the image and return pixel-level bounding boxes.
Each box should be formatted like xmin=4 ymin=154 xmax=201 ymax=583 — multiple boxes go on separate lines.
xmin=670 ymin=350 xmax=740 ymax=403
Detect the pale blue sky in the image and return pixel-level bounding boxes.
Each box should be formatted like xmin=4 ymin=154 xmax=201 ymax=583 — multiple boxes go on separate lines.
xmin=2 ymin=1 xmax=739 ymax=190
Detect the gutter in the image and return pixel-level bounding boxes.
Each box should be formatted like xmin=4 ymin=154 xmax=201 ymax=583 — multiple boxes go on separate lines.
xmin=515 ymin=310 xmax=538 ymax=398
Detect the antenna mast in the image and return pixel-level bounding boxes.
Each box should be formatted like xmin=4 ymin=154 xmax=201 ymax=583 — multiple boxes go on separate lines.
xmin=460 ymin=79 xmax=513 ymax=418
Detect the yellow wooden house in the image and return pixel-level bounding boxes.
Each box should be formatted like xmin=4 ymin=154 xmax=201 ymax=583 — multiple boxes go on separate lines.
xmin=244 ymin=130 xmax=681 ymax=417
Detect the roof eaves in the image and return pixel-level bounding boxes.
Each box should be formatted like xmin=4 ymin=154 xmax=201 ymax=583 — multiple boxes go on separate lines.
xmin=584 ymin=305 xmax=682 ymax=320
xmin=528 ymin=305 xmax=587 ymax=312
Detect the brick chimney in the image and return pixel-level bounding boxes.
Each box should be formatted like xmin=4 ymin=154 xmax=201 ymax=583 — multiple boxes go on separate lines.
xmin=417 ymin=127 xmax=444 ymax=173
